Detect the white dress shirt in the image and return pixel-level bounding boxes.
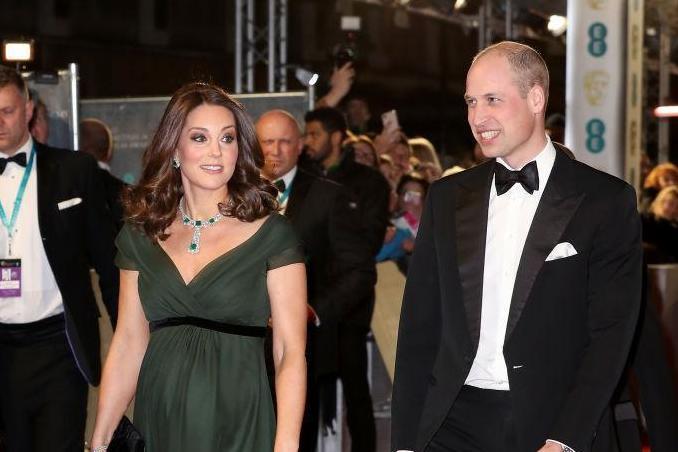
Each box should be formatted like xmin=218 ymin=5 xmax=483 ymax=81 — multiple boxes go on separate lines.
xmin=275 ymin=165 xmax=297 ymax=214
xmin=0 ymin=137 xmax=64 ymax=323
xmin=465 ymin=137 xmax=556 ymax=390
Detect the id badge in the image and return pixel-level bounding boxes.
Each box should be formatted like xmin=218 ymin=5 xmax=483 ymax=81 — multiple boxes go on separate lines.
xmin=0 ymin=259 xmax=21 ymax=298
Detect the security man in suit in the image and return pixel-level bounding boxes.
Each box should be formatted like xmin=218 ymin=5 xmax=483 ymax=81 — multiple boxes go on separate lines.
xmin=256 ymin=109 xmax=375 ymax=451
xmin=0 ymin=65 xmax=118 ymax=452
xmin=303 ymin=107 xmax=391 ymax=452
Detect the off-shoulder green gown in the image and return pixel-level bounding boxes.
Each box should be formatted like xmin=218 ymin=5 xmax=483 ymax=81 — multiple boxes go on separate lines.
xmin=114 ymin=214 xmax=304 ymax=452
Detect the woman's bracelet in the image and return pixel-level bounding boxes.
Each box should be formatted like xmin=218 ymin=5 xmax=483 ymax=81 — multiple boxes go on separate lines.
xmin=92 ymin=446 xmax=109 ymax=452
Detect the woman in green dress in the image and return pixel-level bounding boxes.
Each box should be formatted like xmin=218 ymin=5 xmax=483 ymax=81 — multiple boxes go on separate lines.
xmin=91 ymin=82 xmax=307 ymax=452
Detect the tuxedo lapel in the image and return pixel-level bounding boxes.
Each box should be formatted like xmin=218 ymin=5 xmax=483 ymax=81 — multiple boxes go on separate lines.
xmin=505 ymin=150 xmax=585 ymax=340
xmin=283 ymin=167 xmax=312 ymax=221
xmin=455 ymin=162 xmax=494 ymax=346
xmin=35 ymin=145 xmax=58 ymax=245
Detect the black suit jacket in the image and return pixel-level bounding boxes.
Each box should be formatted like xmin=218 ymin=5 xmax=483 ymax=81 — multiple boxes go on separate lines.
xmin=325 ymin=150 xmax=391 ymax=327
xmin=35 ymin=143 xmax=119 ymax=385
xmin=392 ymin=149 xmax=642 ymax=451
xmin=284 ymin=167 xmax=374 ymax=376
xmin=98 ymin=167 xmax=125 ymax=235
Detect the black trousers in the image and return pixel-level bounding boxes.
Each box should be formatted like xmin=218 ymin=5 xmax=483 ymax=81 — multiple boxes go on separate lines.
xmin=298 ymin=326 xmax=320 ymax=452
xmin=338 ymin=325 xmax=376 ymax=452
xmin=426 ymin=385 xmax=517 ymax=452
xmin=0 ymin=316 xmax=88 ymax=452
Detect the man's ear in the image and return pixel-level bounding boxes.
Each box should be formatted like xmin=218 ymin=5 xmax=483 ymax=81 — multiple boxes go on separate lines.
xmin=25 ymin=99 xmax=34 ymax=127
xmin=330 ymin=130 xmax=343 ymax=149
xmin=528 ymin=85 xmax=546 ymax=115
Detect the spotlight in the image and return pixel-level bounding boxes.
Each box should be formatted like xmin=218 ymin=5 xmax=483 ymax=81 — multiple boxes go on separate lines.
xmin=295 ymin=67 xmax=318 ymax=87
xmin=454 ymin=0 xmax=467 ymax=10
xmin=654 ymin=106 xmax=678 ymax=118
xmin=289 ymin=66 xmax=318 ymax=111
xmin=2 ymin=39 xmax=34 ymax=63
xmin=547 ymin=15 xmax=567 ymax=37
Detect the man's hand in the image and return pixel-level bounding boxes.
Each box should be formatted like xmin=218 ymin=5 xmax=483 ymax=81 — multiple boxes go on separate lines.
xmin=384 ymin=226 xmax=396 ymax=243
xmin=538 ymin=440 xmax=572 ymax=452
xmin=329 ymin=62 xmax=355 ymax=98
xmin=315 ymin=63 xmax=355 ymax=108
xmin=373 ymin=128 xmax=402 ymax=155
xmin=401 ymin=238 xmax=415 ymax=253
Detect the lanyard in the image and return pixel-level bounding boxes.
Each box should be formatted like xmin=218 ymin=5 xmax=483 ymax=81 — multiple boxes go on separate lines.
xmin=278 ymin=180 xmax=292 ymax=205
xmin=0 ymin=144 xmax=36 ymax=256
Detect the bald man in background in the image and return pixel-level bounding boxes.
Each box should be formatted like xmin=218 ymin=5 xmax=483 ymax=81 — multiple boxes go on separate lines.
xmin=256 ymin=110 xmax=374 ymax=451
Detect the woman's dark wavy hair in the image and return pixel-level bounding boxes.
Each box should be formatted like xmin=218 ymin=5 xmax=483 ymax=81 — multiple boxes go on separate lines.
xmin=122 ymin=82 xmax=278 ymax=241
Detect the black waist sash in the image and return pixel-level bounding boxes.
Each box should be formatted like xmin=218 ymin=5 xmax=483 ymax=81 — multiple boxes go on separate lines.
xmin=149 ymin=317 xmax=267 ymax=337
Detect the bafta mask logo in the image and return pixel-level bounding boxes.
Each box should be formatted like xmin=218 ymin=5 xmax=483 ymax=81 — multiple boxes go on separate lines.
xmin=587 ymin=0 xmax=607 ymax=10
xmin=584 ymin=71 xmax=610 ymax=106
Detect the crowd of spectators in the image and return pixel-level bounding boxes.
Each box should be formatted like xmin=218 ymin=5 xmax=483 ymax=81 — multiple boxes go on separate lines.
xmin=641 ymin=162 xmax=678 ymax=264
xmin=324 ymin=62 xmax=678 ymax=271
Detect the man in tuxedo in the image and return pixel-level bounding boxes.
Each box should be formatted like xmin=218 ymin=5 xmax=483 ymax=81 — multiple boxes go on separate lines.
xmin=0 ymin=65 xmax=118 ymax=451
xmin=304 ymin=107 xmax=391 ymax=452
xmin=256 ymin=109 xmax=375 ymax=451
xmin=392 ymin=41 xmax=642 ymax=452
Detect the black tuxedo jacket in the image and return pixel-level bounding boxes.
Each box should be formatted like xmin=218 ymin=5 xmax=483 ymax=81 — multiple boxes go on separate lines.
xmin=284 ymin=167 xmax=375 ymax=376
xmin=35 ymin=143 xmax=119 ymax=385
xmin=392 ymin=148 xmax=642 ymax=451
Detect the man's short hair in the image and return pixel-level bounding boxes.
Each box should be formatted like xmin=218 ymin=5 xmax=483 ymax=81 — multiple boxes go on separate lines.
xmin=0 ymin=65 xmax=28 ymax=98
xmin=473 ymin=41 xmax=549 ymax=105
xmin=304 ymin=107 xmax=348 ymax=138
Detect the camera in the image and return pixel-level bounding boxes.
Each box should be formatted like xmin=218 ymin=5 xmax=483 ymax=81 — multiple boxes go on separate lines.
xmin=333 ymin=43 xmax=355 ymax=69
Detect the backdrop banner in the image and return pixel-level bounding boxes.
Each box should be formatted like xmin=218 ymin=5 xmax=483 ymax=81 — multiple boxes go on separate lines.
xmin=625 ymin=0 xmax=644 ymax=190
xmin=565 ymin=0 xmax=625 ymax=177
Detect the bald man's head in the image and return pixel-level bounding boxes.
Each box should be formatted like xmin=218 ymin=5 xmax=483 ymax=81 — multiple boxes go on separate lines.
xmin=256 ymin=109 xmax=304 ymax=180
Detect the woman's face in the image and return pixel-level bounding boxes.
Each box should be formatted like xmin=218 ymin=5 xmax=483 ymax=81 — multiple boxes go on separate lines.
xmin=389 ymin=143 xmax=411 ymax=173
xmin=353 ymin=141 xmax=376 ymax=167
xmin=417 ymin=162 xmax=442 ymax=182
xmin=658 ymin=172 xmax=678 ymax=189
xmin=176 ymin=103 xmax=239 ymax=195
xmin=399 ymin=181 xmax=425 ymax=214
xmin=659 ymin=195 xmax=678 ymax=221
xmin=379 ymin=161 xmax=396 ymax=186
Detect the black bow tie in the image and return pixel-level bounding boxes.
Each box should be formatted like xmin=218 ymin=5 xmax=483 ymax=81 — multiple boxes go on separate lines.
xmin=0 ymin=152 xmax=27 ymax=175
xmin=273 ymin=179 xmax=286 ymax=193
xmin=494 ymin=160 xmax=539 ymax=195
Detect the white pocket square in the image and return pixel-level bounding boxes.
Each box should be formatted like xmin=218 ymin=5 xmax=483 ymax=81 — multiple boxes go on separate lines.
xmin=545 ymin=242 xmax=578 ymax=261
xmin=57 ymin=197 xmax=82 ymax=211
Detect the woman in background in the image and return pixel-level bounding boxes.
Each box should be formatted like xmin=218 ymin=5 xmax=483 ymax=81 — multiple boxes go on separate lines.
xmin=376 ymin=173 xmax=429 ymax=274
xmin=347 ymin=134 xmax=379 ymax=168
xmin=408 ymin=137 xmax=442 ymax=182
xmin=642 ymin=185 xmax=678 ymax=263
xmin=641 ymin=162 xmax=678 ymax=213
xmin=91 ymin=82 xmax=307 ymax=452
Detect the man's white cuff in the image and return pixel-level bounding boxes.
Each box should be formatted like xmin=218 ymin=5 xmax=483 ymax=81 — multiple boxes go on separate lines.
xmin=547 ymin=439 xmax=576 ymax=451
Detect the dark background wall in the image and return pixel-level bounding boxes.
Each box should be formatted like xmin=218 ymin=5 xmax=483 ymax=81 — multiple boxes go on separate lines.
xmin=1 ymin=0 xmax=674 ymax=163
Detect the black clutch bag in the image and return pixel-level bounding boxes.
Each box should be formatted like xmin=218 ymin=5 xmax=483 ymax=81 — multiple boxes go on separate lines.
xmin=108 ymin=415 xmax=145 ymax=452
